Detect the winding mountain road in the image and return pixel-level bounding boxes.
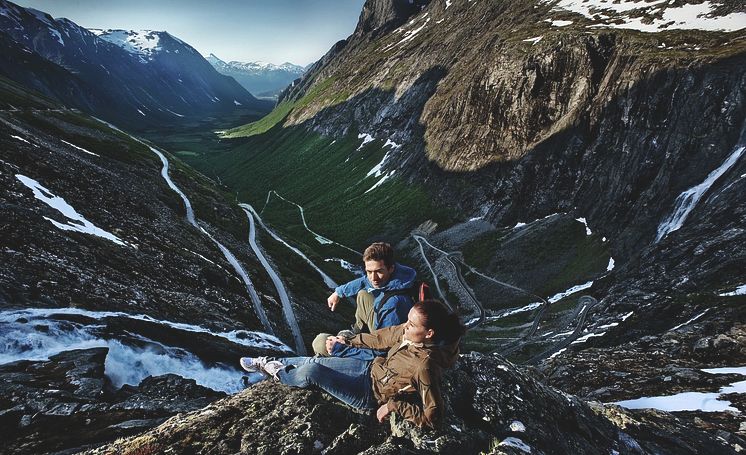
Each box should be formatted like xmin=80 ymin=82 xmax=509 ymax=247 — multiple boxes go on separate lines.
xmin=242 ymin=205 xmax=307 ymax=355
xmin=262 ymin=190 xmax=360 ymax=256
xmin=149 ymin=147 xmax=273 ymax=334
xmin=525 ymin=296 xmax=598 ymax=365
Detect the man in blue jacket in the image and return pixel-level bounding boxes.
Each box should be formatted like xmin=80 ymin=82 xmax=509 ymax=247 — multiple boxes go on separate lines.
xmin=311 ymin=242 xmax=416 ymax=360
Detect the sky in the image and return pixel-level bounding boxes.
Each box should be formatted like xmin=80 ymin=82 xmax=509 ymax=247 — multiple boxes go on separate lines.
xmin=13 ymin=0 xmax=366 ymax=66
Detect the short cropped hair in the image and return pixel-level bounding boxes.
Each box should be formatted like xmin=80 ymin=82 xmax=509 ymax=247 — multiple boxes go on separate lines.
xmin=363 ymin=242 xmax=394 ymax=268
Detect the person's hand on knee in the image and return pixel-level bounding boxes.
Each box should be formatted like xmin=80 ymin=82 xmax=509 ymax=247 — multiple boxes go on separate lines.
xmin=325 ymin=335 xmax=347 ymax=355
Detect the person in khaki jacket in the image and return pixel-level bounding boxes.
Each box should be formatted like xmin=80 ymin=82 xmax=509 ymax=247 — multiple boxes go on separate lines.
xmin=240 ymin=300 xmax=465 ymax=428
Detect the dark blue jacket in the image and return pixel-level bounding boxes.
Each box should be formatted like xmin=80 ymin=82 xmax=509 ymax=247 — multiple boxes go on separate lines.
xmin=331 ymin=262 xmax=416 ymax=360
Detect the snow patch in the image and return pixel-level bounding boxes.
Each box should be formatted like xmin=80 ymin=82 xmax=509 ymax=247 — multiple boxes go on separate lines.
xmin=11 ymin=135 xmax=29 ymax=144
xmin=499 ymin=437 xmax=532 ymax=453
xmin=364 ymin=172 xmax=395 ymax=194
xmin=509 ymin=421 xmax=526 ymax=432
xmin=669 ymin=309 xmax=709 ymax=331
xmin=548 ymin=280 xmax=594 ymax=303
xmin=598 ymin=322 xmax=619 ymax=329
xmin=494 ymin=302 xmax=543 ymax=319
xmin=164 ymin=108 xmax=185 ymax=118
xmin=719 ymin=284 xmax=746 ymax=297
xmin=614 ymin=378 xmax=746 ymax=413
xmin=522 ymin=36 xmax=543 ymax=45
xmin=325 ymin=258 xmax=360 ymax=274
xmin=549 ymin=0 xmax=746 ymax=32
xmin=606 ymin=257 xmax=615 ymax=271
xmin=571 ymin=331 xmax=607 ymax=344
xmin=15 ymin=174 xmax=126 ymax=246
xmin=49 ymin=28 xmax=64 ymax=45
xmin=92 ymin=29 xmax=163 ymax=62
xmin=384 ymin=139 xmax=402 ymax=149
xmin=233 ymin=100 xmax=242 ymax=106
xmin=545 ymin=19 xmax=573 ymax=26
xmin=61 ymin=139 xmax=99 ymax=156
xmin=394 ymin=17 xmax=431 ymax=47
xmin=357 ymin=133 xmax=374 ymax=151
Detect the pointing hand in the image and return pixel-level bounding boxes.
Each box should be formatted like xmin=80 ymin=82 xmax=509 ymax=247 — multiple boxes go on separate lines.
xmin=327 ymin=291 xmax=340 ymax=311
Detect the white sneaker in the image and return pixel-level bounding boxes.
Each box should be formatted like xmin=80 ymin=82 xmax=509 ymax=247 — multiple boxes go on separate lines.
xmin=262 ymin=360 xmax=285 ymax=380
xmin=239 ymin=356 xmax=270 ymax=373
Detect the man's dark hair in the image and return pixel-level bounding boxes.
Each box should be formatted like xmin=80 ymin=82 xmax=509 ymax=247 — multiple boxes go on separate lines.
xmin=363 ymin=242 xmax=394 ymax=268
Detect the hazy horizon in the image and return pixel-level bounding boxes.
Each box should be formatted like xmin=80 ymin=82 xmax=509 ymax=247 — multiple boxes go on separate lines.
xmin=11 ymin=0 xmax=366 ymax=66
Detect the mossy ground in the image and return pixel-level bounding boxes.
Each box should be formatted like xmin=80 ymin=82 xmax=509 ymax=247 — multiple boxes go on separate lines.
xmin=179 ymin=123 xmax=452 ymax=265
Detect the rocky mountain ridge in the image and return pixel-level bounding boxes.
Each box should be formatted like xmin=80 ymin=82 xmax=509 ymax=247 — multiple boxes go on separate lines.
xmin=0 ymin=0 xmax=271 ymax=129
xmin=206 ymin=53 xmax=305 ymax=98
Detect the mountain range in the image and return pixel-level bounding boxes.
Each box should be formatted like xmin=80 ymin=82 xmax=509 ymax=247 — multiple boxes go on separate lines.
xmin=206 ymin=53 xmax=305 ymax=99
xmin=0 ymin=0 xmax=272 ymax=129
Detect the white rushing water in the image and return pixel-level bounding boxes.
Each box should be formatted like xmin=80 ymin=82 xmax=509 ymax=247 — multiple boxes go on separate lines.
xmin=242 ymin=206 xmax=306 ymax=355
xmin=149 ymin=147 xmax=272 ymax=333
xmin=656 ymin=145 xmax=745 ymax=242
xmin=0 ymin=307 xmax=291 ymax=352
xmin=0 ymin=309 xmax=266 ymax=393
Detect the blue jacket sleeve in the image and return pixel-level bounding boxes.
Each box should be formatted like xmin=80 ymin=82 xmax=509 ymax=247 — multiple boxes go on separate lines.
xmin=335 ymin=276 xmax=367 ymax=298
xmin=376 ymin=295 xmax=414 ymax=330
xmin=330 ymin=343 xmax=382 ymax=361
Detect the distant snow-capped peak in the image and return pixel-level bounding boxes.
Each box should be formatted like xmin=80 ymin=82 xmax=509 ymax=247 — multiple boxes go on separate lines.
xmin=206 ymin=54 xmax=304 ymax=74
xmin=90 ymin=29 xmax=162 ymax=59
xmin=89 ymin=29 xmax=191 ymax=62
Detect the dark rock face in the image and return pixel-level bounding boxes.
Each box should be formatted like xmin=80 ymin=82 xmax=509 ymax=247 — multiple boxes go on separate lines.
xmin=0 ymin=0 xmax=272 ymax=129
xmin=0 ymin=347 xmax=225 ymax=455
xmin=84 ymin=353 xmax=741 ymax=455
xmin=353 ymin=0 xmax=430 ymax=39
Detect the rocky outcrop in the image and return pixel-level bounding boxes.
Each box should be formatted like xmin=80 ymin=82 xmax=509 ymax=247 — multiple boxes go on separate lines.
xmin=353 ymin=0 xmax=430 ymax=39
xmin=84 ymin=353 xmax=742 ymax=454
xmin=0 ymin=348 xmax=225 ymax=454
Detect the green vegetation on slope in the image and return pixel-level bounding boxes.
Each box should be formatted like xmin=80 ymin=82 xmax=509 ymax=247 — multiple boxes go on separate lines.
xmin=221 ymin=101 xmax=295 ymax=138
xmin=183 ymin=124 xmax=451 ymax=259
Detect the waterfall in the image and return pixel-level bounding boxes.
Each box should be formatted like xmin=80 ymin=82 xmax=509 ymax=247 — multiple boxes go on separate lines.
xmin=656 ymin=145 xmax=745 ymax=242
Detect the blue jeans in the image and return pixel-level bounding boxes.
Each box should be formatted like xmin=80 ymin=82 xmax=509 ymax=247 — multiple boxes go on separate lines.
xmin=276 ymin=356 xmax=377 ymax=409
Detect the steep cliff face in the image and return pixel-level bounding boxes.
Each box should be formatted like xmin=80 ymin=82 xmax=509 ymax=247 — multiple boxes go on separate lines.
xmin=262 ymin=0 xmax=746 ymax=294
